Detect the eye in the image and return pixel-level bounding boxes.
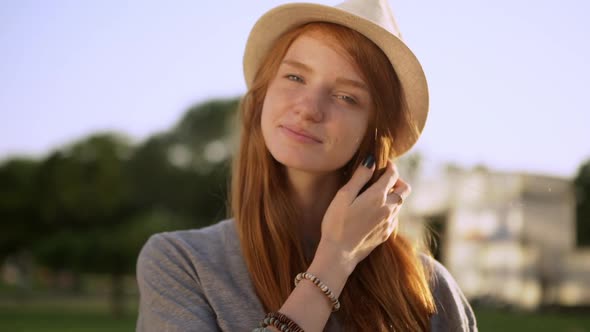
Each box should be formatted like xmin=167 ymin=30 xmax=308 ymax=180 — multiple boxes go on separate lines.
xmin=335 ymin=94 xmax=358 ymax=105
xmin=285 ymin=74 xmax=304 ymax=83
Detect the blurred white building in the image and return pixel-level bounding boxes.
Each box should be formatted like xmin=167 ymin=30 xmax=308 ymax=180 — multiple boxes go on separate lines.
xmin=401 ymin=165 xmax=590 ymax=309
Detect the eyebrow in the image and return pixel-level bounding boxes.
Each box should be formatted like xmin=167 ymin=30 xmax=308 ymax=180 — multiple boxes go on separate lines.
xmin=335 ymin=77 xmax=368 ymax=92
xmin=281 ymin=59 xmax=312 ymax=72
xmin=281 ymin=59 xmax=369 ymax=92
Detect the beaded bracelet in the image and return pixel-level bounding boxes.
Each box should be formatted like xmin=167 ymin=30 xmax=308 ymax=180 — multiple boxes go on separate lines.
xmin=294 ymin=272 xmax=341 ymax=312
xmin=258 ymin=312 xmax=304 ymax=332
xmin=262 ymin=312 xmax=305 ymax=332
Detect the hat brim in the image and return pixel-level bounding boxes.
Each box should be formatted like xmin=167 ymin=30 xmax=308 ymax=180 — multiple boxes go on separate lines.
xmin=243 ymin=3 xmax=428 ymax=157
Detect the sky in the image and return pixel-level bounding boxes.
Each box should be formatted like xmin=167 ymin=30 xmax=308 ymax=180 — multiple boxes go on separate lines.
xmin=0 ymin=0 xmax=588 ymax=178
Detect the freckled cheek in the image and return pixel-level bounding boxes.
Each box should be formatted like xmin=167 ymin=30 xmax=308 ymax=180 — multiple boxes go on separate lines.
xmin=331 ymin=128 xmax=364 ymax=151
xmin=261 ymin=105 xmax=280 ymax=140
xmin=260 ymin=102 xmax=271 ymax=129
xmin=261 ymin=99 xmax=282 ymax=127
xmin=349 ymin=123 xmax=367 ymax=143
xmin=263 ymin=91 xmax=293 ymax=120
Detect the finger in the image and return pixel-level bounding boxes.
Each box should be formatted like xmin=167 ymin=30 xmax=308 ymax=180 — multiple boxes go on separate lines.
xmin=390 ymin=178 xmax=411 ymax=203
xmin=338 ymin=155 xmax=375 ymax=202
xmin=366 ymin=161 xmax=398 ymax=196
xmin=386 ymin=191 xmax=404 ymax=205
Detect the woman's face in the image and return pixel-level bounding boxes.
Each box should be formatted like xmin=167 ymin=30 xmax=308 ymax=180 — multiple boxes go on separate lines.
xmin=261 ymin=31 xmax=373 ymax=174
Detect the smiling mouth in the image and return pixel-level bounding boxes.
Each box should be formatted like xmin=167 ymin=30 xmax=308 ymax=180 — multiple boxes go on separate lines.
xmin=280 ymin=125 xmax=322 ymax=144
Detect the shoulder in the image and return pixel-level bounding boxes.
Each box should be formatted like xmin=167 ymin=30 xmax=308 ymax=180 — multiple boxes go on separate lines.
xmin=137 ymin=219 xmax=240 ymax=284
xmin=140 ymin=219 xmax=237 ymax=261
xmin=136 ymin=219 xmax=263 ymax=331
xmin=147 ymin=218 xmax=237 ymax=246
xmin=419 ymin=254 xmax=478 ymax=332
xmin=136 ymin=220 xmax=240 ymax=331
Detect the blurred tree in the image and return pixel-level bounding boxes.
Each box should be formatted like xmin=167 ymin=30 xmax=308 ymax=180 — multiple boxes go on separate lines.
xmin=173 ymin=98 xmax=239 ymax=151
xmin=0 ymin=157 xmax=41 ymax=290
xmin=0 ymin=158 xmax=40 ymax=259
xmin=169 ymin=98 xmax=239 ymax=221
xmin=574 ymin=158 xmax=590 ymax=247
xmin=32 ymin=133 xmax=144 ymax=316
xmin=171 ymin=97 xmax=239 ymax=175
xmin=0 ymin=97 xmax=240 ymax=316
xmin=127 ymin=98 xmax=239 ymax=229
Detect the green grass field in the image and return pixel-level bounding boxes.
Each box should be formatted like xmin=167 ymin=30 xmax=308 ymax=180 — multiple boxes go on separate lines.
xmin=0 ymin=296 xmax=137 ymax=332
xmin=476 ymin=308 xmax=590 ymax=332
xmin=1 ymin=300 xmax=589 ymax=331
xmin=0 ymin=307 xmax=136 ymax=332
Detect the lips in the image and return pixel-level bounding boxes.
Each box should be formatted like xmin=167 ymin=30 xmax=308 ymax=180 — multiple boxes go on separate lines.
xmin=280 ymin=125 xmax=322 ymax=143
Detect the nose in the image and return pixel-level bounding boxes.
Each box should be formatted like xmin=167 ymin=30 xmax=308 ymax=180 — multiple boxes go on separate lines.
xmin=295 ymin=91 xmax=324 ymax=122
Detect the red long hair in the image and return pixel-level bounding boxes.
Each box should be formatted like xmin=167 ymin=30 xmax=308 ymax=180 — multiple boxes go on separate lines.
xmin=231 ymin=23 xmax=435 ymax=331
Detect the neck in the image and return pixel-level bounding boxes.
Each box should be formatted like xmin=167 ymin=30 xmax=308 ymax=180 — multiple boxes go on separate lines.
xmin=286 ymin=168 xmax=342 ymax=258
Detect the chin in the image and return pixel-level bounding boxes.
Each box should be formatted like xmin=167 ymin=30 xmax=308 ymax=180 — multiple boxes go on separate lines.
xmin=270 ymin=149 xmax=343 ymax=175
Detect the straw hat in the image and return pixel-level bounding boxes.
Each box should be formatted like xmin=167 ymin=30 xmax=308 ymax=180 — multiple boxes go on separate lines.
xmin=243 ymin=0 xmax=428 ymax=156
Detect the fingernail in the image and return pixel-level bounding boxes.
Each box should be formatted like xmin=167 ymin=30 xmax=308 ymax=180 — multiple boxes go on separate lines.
xmin=362 ymin=155 xmax=375 ymax=168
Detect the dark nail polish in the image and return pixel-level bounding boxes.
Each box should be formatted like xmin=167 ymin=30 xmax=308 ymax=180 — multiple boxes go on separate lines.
xmin=362 ymin=155 xmax=375 ymax=168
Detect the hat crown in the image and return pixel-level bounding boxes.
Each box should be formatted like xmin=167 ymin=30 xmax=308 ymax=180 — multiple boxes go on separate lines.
xmin=336 ymin=0 xmax=402 ymax=39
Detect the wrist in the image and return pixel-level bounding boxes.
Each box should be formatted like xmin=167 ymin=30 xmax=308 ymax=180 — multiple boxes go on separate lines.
xmin=307 ymin=241 xmax=356 ymax=297
xmin=315 ymin=240 xmax=358 ymax=274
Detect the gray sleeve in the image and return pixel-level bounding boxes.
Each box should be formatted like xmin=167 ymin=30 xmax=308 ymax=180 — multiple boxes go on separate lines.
xmin=428 ymin=258 xmax=478 ymax=332
xmin=136 ymin=233 xmax=221 ymax=332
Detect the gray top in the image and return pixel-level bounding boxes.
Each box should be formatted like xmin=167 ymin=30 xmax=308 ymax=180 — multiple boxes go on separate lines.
xmin=136 ymin=219 xmax=477 ymax=331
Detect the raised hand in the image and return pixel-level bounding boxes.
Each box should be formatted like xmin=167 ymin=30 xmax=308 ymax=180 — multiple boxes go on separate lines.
xmin=318 ymin=156 xmax=411 ymax=273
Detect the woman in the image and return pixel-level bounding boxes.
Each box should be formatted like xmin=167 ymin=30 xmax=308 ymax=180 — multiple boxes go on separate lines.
xmin=136 ymin=0 xmax=477 ymax=331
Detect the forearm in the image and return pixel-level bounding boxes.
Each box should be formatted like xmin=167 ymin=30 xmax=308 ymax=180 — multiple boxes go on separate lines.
xmin=267 ymin=242 xmax=354 ymax=332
